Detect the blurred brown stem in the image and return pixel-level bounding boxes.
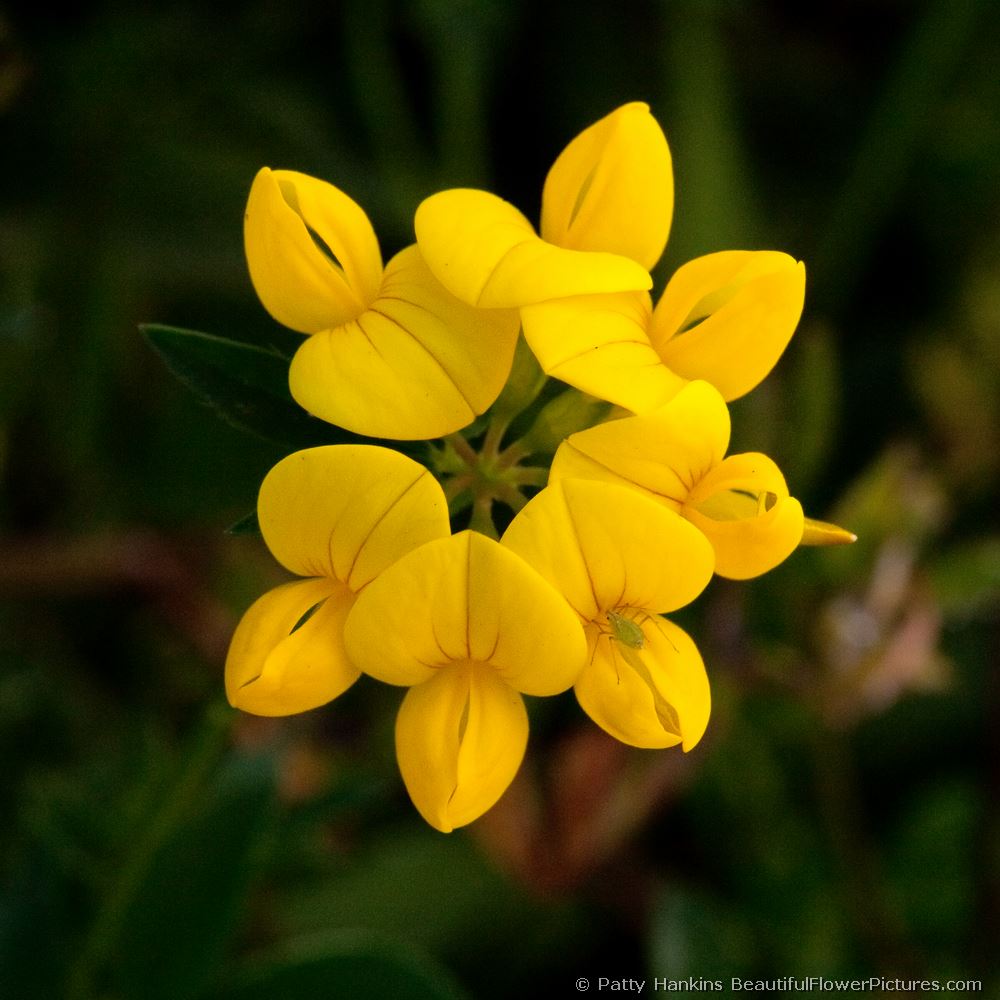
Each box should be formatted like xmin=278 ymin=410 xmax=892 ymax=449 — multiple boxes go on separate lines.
xmin=0 ymin=529 xmax=236 ymax=663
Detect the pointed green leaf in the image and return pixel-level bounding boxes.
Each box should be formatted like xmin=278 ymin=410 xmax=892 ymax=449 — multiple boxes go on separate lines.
xmin=226 ymin=511 xmax=260 ymax=536
xmin=143 ymin=323 xmax=333 ymax=446
xmin=114 ymin=753 xmax=278 ymax=1000
xmin=142 ymin=324 xmax=429 ymax=460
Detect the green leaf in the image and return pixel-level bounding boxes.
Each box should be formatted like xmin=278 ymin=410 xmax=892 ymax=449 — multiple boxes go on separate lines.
xmin=207 ymin=931 xmax=469 ymax=1000
xmin=142 ymin=324 xmax=429 ymax=461
xmin=226 ymin=511 xmax=260 ymax=536
xmin=112 ymin=752 xmax=278 ymax=1000
xmin=143 ymin=323 xmax=329 ymax=445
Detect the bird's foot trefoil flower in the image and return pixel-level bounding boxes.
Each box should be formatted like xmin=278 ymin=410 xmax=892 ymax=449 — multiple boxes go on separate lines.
xmin=550 ymin=380 xmax=806 ymax=579
xmin=245 ymin=169 xmax=520 ymax=439
xmin=520 ymin=249 xmax=806 ymax=412
xmin=164 ymin=100 xmax=860 ymax=831
xmin=344 ymin=530 xmax=586 ymax=831
xmin=502 ymin=479 xmax=715 ymax=749
xmin=225 ymin=445 xmax=449 ymax=715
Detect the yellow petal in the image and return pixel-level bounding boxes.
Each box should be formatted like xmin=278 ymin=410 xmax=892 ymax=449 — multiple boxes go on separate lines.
xmin=541 ymin=102 xmax=673 ymax=271
xmin=650 ymin=251 xmax=806 ymax=400
xmin=683 ymin=452 xmax=805 ymax=579
xmin=800 ymin=516 xmax=857 ymax=546
xmin=258 ymin=445 xmax=449 ymax=589
xmin=576 ymin=615 xmax=709 ymax=750
xmin=550 ymin=380 xmax=731 ymax=506
xmin=395 ymin=662 xmax=528 ymax=832
xmin=344 ymin=531 xmax=586 ymax=694
xmin=521 ymin=292 xmax=686 ymax=412
xmin=244 ymin=168 xmax=383 ymax=333
xmin=687 ymin=450 xmax=789 ymax=503
xmin=225 ymin=578 xmax=358 ymax=716
xmin=288 ymin=245 xmax=520 ymax=440
xmin=501 ymin=479 xmax=715 ymax=621
xmin=414 ymin=188 xmax=651 ymax=308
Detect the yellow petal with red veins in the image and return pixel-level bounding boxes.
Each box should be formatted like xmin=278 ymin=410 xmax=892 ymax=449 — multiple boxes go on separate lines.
xmin=650 ymin=251 xmax=806 ymax=401
xmin=521 ymin=291 xmax=686 ymax=413
xmin=501 ymin=479 xmax=714 ymax=620
xmin=414 ymin=188 xmax=651 ymax=309
xmin=576 ymin=615 xmax=709 ymax=750
xmin=344 ymin=531 xmax=586 ymax=694
xmin=225 ymin=577 xmax=357 ymax=716
xmin=550 ymin=380 xmax=731 ymax=507
xmin=395 ymin=661 xmax=528 ymax=833
xmin=244 ymin=168 xmax=383 ymax=333
xmin=541 ymin=101 xmax=673 ymax=271
xmin=683 ymin=452 xmax=805 ymax=579
xmin=289 ymin=245 xmax=520 ymax=439
xmin=257 ymin=445 xmax=449 ymax=588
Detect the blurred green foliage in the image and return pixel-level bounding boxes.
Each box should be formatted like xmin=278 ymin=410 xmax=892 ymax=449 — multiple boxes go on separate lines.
xmin=2 ymin=1 xmax=999 ymax=996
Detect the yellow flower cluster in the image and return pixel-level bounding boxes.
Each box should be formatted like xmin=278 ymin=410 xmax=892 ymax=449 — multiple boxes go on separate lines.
xmin=228 ymin=103 xmax=851 ymax=832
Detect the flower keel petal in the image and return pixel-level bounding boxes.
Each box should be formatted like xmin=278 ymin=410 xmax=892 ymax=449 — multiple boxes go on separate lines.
xmin=541 ymin=101 xmax=674 ymax=271
xmin=225 ymin=578 xmax=357 ymax=716
xmin=683 ymin=452 xmax=804 ymax=579
xmin=651 ymin=251 xmax=806 ymax=401
xmin=395 ymin=662 xmax=529 ymax=832
xmin=577 ymin=616 xmax=709 ymax=750
xmin=244 ymin=168 xmax=382 ymax=332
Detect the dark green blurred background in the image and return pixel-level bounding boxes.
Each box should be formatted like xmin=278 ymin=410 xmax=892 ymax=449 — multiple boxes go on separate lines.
xmin=2 ymin=2 xmax=998 ymax=997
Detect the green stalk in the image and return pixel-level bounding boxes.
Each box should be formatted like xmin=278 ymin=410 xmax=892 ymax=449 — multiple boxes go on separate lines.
xmin=66 ymin=702 xmax=233 ymax=1000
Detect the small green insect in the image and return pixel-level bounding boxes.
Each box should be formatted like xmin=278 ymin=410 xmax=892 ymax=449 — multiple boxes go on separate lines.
xmin=606 ymin=609 xmax=651 ymax=680
xmin=607 ymin=609 xmax=645 ymax=649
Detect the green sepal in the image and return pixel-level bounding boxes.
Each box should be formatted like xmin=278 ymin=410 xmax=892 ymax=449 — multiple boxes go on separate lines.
xmin=487 ymin=335 xmax=548 ymax=426
xmin=517 ymin=388 xmax=612 ymax=457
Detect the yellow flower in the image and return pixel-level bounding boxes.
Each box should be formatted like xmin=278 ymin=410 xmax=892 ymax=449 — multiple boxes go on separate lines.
xmin=244 ymin=168 xmax=520 ymax=439
xmin=549 ymin=381 xmax=805 ymax=580
xmin=502 ymin=479 xmax=715 ymax=751
xmin=343 ymin=531 xmax=586 ymax=832
xmin=414 ymin=102 xmax=670 ymax=308
xmin=225 ymin=445 xmax=449 ymax=716
xmin=521 ymin=250 xmax=806 ymax=411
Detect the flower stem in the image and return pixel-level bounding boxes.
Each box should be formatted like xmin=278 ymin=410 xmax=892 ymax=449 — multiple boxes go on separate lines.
xmin=444 ymin=431 xmax=478 ymax=467
xmin=469 ymin=495 xmax=499 ymax=539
